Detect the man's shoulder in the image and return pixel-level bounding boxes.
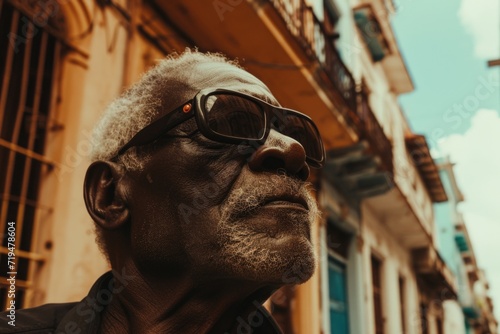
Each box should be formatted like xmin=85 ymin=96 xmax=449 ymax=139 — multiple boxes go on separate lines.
xmin=0 ymin=302 xmax=77 ymax=333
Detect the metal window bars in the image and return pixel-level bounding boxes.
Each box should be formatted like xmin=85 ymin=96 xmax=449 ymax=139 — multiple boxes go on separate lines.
xmin=0 ymin=0 xmax=61 ymax=310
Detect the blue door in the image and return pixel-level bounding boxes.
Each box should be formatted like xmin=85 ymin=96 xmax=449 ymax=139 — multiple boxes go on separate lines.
xmin=328 ymin=257 xmax=350 ymax=334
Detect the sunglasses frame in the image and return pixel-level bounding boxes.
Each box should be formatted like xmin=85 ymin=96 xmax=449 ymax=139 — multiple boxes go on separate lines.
xmin=116 ymin=88 xmax=325 ymax=168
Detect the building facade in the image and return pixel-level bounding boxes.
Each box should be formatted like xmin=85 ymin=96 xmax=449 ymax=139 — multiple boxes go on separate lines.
xmin=434 ymin=157 xmax=498 ymax=334
xmin=0 ymin=0 xmax=497 ymax=333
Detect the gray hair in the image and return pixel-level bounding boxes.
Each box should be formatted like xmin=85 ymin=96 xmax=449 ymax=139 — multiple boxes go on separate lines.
xmin=90 ymin=49 xmax=240 ymax=170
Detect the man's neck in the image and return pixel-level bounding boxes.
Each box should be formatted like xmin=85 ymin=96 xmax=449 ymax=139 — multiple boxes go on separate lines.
xmin=100 ymin=263 xmax=274 ymax=334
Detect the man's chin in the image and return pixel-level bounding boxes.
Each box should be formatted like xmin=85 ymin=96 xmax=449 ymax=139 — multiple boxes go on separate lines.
xmin=274 ymin=238 xmax=316 ymax=285
xmin=214 ymin=211 xmax=317 ymax=285
xmin=225 ymin=236 xmax=316 ymax=285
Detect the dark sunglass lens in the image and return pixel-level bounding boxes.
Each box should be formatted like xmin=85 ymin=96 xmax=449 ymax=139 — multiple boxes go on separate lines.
xmin=204 ymin=94 xmax=265 ymax=139
xmin=275 ymin=111 xmax=324 ymax=163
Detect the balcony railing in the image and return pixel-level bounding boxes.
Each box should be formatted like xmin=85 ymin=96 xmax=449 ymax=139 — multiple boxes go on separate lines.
xmin=405 ymin=134 xmax=448 ymax=203
xmin=270 ymin=0 xmax=357 ymax=120
xmin=357 ymin=91 xmax=394 ymax=174
xmin=269 ymin=0 xmax=393 ymax=175
xmin=412 ymin=246 xmax=457 ymax=298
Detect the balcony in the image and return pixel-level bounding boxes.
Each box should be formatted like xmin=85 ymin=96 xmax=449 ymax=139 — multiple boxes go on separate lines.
xmin=405 ymin=134 xmax=448 ymax=203
xmin=152 ymin=0 xmax=361 ymax=150
xmin=412 ymin=246 xmax=457 ymax=299
xmin=270 ymin=2 xmax=395 ymax=170
xmin=323 ymin=89 xmax=394 ymax=204
xmin=269 ymin=0 xmax=357 ymax=125
xmin=357 ymin=90 xmax=394 ymax=173
xmin=352 ymin=2 xmax=414 ymax=94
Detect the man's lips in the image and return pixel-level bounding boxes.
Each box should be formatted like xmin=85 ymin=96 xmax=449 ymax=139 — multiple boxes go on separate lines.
xmin=259 ymin=195 xmax=309 ymax=211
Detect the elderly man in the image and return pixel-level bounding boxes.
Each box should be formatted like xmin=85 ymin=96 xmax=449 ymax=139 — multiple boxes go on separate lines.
xmin=2 ymin=50 xmax=324 ymax=333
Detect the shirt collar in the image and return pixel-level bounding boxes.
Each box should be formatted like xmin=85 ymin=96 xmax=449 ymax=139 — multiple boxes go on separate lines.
xmin=57 ymin=271 xmax=282 ymax=333
xmin=56 ymin=271 xmax=114 ymax=333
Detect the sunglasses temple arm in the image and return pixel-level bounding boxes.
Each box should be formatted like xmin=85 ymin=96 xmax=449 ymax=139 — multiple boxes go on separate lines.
xmin=116 ymin=107 xmax=195 ymax=157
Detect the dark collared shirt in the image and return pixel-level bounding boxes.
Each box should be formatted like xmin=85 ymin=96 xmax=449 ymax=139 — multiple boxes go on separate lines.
xmin=0 ymin=271 xmax=282 ymax=333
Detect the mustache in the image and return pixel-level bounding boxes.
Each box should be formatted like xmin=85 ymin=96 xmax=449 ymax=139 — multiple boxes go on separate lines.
xmin=220 ymin=174 xmax=318 ymax=220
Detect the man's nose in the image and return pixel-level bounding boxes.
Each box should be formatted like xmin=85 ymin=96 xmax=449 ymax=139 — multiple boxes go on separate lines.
xmin=248 ymin=129 xmax=310 ymax=181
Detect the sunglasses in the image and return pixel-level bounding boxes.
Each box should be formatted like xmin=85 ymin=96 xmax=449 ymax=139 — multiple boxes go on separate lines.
xmin=117 ymin=88 xmax=325 ymax=168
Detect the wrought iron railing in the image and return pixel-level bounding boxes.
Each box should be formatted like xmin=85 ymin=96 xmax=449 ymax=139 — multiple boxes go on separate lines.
xmin=269 ymin=0 xmax=393 ymax=174
xmin=357 ymin=91 xmax=394 ymax=174
xmin=269 ymin=0 xmax=357 ymax=120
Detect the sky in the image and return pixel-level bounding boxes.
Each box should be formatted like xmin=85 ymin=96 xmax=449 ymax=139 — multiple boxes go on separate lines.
xmin=392 ymin=0 xmax=500 ymax=323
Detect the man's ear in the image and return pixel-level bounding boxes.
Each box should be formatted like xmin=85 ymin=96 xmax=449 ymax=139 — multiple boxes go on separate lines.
xmin=84 ymin=161 xmax=130 ymax=230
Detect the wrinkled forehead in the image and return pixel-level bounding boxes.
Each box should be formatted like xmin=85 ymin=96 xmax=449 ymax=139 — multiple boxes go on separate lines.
xmin=147 ymin=61 xmax=280 ymax=126
xmin=189 ymin=62 xmax=278 ymax=104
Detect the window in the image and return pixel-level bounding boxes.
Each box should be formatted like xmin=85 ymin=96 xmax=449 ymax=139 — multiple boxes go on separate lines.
xmin=327 ymin=222 xmax=352 ymax=334
xmin=326 ymin=221 xmax=351 ymax=258
xmin=328 ymin=257 xmax=349 ymax=334
xmin=399 ymin=276 xmax=406 ymax=334
xmin=371 ymin=255 xmax=383 ymax=334
xmin=353 ymin=5 xmax=391 ymax=62
xmin=0 ymin=1 xmax=61 ymax=310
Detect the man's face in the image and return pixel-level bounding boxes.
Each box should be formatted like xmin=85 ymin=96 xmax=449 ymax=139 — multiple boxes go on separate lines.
xmin=125 ymin=62 xmax=318 ymax=286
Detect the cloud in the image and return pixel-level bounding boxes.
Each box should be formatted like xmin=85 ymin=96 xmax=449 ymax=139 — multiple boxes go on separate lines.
xmin=458 ymin=0 xmax=500 ymax=59
xmin=438 ymin=109 xmax=500 ymax=321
